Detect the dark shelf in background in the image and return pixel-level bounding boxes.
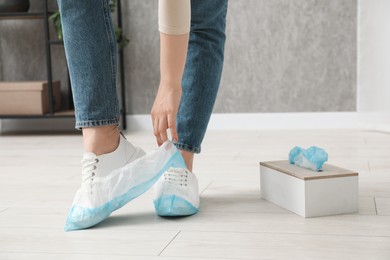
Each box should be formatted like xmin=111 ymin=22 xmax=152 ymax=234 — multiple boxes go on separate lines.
xmin=49 ymin=40 xmax=63 ymax=45
xmin=0 ymin=1 xmax=127 ymax=129
xmin=0 ymin=12 xmax=45 ymax=20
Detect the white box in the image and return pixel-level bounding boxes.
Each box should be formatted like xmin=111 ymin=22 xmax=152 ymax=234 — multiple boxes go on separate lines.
xmin=260 ymin=160 xmax=359 ymax=217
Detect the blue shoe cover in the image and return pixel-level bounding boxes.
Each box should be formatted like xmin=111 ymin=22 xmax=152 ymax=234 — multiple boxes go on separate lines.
xmin=154 ymin=195 xmax=199 ymax=217
xmin=64 ymin=141 xmax=186 ymax=231
xmin=289 ymin=146 xmax=328 ymax=171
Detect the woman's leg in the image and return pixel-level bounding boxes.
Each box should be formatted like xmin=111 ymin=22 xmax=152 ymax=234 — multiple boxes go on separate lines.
xmin=176 ymin=0 xmax=229 ymax=169
xmin=57 ymin=0 xmax=120 ymax=155
xmin=59 ymin=0 xmax=164 ymax=231
xmin=154 ymin=0 xmax=229 ymax=217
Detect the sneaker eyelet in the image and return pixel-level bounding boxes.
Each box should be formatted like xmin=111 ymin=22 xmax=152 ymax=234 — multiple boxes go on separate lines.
xmin=95 ymin=159 xmax=99 ymax=163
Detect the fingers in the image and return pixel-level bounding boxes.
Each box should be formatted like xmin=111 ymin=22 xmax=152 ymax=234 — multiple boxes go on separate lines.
xmin=168 ymin=113 xmax=178 ymax=142
xmin=159 ymin=118 xmax=168 ymax=144
xmin=152 ymin=117 xmax=163 ymax=146
xmin=152 ymin=116 xmax=169 ymax=146
xmin=152 ymin=114 xmax=178 ymax=146
xmin=151 ymin=85 xmax=181 ymax=146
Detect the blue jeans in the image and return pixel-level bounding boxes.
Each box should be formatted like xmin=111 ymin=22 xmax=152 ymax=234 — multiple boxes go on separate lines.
xmin=58 ymin=0 xmax=228 ymax=154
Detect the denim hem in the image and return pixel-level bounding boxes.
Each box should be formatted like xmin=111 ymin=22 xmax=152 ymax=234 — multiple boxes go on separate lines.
xmin=174 ymin=142 xmax=201 ymax=154
xmin=75 ymin=117 xmax=120 ymax=130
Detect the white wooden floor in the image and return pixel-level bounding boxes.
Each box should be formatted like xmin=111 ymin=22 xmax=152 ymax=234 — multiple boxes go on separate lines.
xmin=0 ymin=129 xmax=389 ymax=259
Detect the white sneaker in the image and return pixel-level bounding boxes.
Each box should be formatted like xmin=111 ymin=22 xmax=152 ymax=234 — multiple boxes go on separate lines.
xmin=153 ymin=168 xmax=200 ymax=216
xmin=64 ymin=134 xmax=146 ymax=231
xmin=81 ymin=134 xmax=145 ymax=183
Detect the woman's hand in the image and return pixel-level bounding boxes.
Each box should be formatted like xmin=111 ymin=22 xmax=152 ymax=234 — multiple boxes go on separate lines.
xmin=151 ymin=81 xmax=182 ymax=145
xmin=152 ymin=32 xmax=189 ymax=146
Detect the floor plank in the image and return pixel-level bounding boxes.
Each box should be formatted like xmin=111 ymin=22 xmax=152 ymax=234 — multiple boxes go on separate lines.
xmin=161 ymin=231 xmax=390 ymax=260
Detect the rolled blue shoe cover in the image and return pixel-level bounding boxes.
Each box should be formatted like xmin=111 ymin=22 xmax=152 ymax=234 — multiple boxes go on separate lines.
xmin=289 ymin=146 xmax=328 ymax=171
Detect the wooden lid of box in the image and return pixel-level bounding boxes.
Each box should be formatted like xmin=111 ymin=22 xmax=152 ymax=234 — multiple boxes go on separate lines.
xmin=260 ymin=160 xmax=358 ymax=180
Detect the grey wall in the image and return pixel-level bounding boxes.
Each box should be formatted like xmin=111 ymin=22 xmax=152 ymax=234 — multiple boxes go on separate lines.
xmin=220 ymin=0 xmax=357 ymax=113
xmin=0 ymin=0 xmax=357 ymax=114
xmin=122 ymin=1 xmax=160 ymax=115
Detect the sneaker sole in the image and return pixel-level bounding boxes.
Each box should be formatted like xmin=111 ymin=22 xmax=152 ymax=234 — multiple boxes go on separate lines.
xmin=153 ymin=194 xmax=199 ymax=217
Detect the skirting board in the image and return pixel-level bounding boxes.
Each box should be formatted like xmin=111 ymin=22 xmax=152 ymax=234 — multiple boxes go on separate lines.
xmin=1 ymin=112 xmax=389 ymax=133
xmin=126 ymin=112 xmax=361 ymax=131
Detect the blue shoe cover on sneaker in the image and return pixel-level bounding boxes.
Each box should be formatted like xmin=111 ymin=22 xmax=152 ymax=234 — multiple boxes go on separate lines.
xmin=289 ymin=146 xmax=328 ymax=171
xmin=154 ymin=195 xmax=199 ymax=217
xmin=64 ymin=141 xmax=186 ymax=231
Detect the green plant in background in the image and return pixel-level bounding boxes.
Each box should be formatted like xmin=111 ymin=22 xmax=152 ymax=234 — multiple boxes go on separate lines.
xmin=49 ymin=0 xmax=129 ymax=50
xmin=49 ymin=11 xmax=62 ymax=40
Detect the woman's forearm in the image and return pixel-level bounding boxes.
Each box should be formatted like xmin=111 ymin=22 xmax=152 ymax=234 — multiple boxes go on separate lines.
xmin=152 ymin=0 xmax=191 ymax=145
xmin=159 ymin=32 xmax=189 ymax=87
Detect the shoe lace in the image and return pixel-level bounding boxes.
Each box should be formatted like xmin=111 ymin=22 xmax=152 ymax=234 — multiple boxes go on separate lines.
xmin=81 ymin=157 xmax=99 ymax=184
xmin=164 ymin=168 xmax=189 ymax=186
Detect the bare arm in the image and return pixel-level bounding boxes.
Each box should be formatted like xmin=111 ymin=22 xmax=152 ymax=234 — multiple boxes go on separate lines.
xmin=151 ymin=0 xmax=190 ymax=145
